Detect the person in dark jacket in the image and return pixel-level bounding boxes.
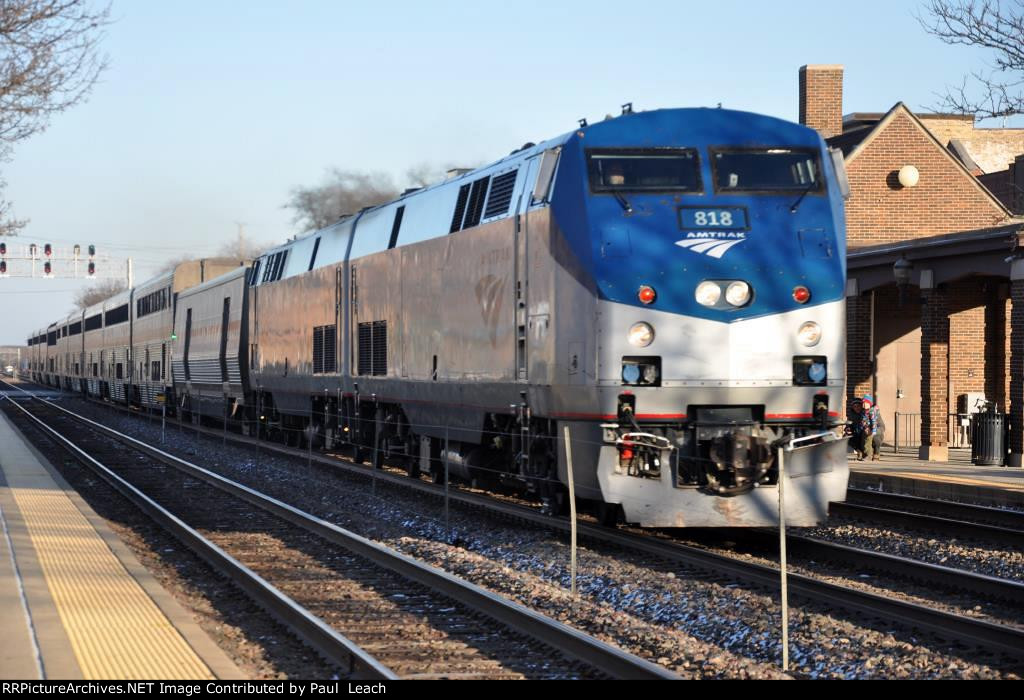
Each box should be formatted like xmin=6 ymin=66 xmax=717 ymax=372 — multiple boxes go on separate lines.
xmin=847 ymin=398 xmax=866 ymax=459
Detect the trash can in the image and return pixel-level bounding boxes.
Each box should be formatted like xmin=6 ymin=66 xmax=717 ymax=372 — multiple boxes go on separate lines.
xmin=971 ymin=409 xmax=1005 ymax=466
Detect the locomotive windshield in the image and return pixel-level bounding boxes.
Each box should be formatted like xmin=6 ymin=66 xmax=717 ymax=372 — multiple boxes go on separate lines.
xmin=587 ymin=149 xmax=701 ymax=192
xmin=712 ymin=149 xmax=822 ymax=193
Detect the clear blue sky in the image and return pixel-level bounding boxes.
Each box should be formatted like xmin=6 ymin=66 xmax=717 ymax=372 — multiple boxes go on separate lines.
xmin=2 ymin=0 xmax=1020 ymax=344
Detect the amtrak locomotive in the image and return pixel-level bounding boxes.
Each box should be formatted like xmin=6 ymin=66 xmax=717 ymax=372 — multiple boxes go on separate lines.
xmin=28 ymin=107 xmax=850 ymax=527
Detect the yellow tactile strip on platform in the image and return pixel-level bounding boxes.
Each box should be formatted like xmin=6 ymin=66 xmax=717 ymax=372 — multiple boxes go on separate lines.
xmin=853 ymin=469 xmax=1024 ymax=491
xmin=11 ymin=486 xmax=213 ymax=679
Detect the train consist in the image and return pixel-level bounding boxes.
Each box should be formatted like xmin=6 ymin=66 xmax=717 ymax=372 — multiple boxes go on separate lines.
xmin=28 ymin=107 xmax=850 ymax=527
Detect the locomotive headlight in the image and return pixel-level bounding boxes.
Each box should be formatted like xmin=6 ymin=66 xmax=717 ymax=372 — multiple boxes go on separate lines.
xmin=628 ymin=322 xmax=655 ymax=347
xmin=725 ymin=281 xmax=751 ymax=307
xmin=798 ymin=321 xmax=822 ymax=347
xmin=695 ymin=281 xmax=721 ymax=307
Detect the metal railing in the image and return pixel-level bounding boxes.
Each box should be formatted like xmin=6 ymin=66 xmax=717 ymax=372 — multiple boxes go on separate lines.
xmin=892 ymin=412 xmax=973 ymax=453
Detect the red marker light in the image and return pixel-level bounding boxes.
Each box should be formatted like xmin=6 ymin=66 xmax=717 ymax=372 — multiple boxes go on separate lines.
xmin=792 ymin=286 xmax=811 ymax=304
xmin=637 ymin=285 xmax=656 ymax=305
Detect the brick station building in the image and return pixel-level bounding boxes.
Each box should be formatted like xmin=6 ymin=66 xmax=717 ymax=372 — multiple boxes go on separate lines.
xmin=798 ymin=64 xmax=1024 ymax=464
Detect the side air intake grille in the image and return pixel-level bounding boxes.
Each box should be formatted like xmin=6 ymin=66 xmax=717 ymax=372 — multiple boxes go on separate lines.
xmin=484 ymin=170 xmax=517 ymax=218
xmin=312 ymin=325 xmax=337 ymax=374
xmin=463 ymin=176 xmax=490 ymax=229
xmin=449 ymin=184 xmax=471 ymax=233
xmin=357 ymin=321 xmax=387 ymax=376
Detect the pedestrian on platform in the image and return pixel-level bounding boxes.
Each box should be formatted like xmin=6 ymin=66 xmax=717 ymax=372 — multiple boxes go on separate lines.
xmin=847 ymin=398 xmax=865 ymax=459
xmin=860 ymin=395 xmax=878 ymax=461
xmin=865 ymin=396 xmax=884 ymax=460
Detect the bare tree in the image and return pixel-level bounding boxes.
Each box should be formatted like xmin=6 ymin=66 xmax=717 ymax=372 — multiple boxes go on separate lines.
xmin=73 ymin=277 xmax=125 ymax=309
xmin=0 ymin=1 xmax=111 ymax=234
xmin=151 ymin=228 xmax=270 ymax=275
xmin=284 ymin=169 xmax=398 ymax=233
xmin=216 ymin=226 xmax=270 ymax=260
xmin=920 ymin=0 xmax=1024 ymax=119
xmin=153 ymin=253 xmax=193 ymax=276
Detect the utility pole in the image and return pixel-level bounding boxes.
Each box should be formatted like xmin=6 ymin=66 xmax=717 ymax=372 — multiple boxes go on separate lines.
xmin=234 ymin=221 xmax=246 ymax=258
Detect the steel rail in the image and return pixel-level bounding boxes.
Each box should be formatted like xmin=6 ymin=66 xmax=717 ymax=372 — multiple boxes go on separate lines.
xmin=739 ymin=530 xmax=1024 ymax=606
xmin=26 ymin=384 xmax=1024 ymax=661
xmin=829 ymin=500 xmax=1024 ymax=546
xmin=846 ymin=487 xmax=1024 ymax=530
xmin=6 ymin=388 xmax=678 ymax=680
xmin=2 ymin=395 xmax=399 ymax=681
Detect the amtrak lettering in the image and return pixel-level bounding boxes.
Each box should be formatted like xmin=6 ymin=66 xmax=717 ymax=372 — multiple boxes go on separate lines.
xmin=674 ymin=230 xmax=748 ymax=259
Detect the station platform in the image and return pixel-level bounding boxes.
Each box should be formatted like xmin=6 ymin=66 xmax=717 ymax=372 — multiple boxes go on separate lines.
xmin=849 ymin=447 xmax=1024 ymax=507
xmin=0 ymin=408 xmax=243 ymax=679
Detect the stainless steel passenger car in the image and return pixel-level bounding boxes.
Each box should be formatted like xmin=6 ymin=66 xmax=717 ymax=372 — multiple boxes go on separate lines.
xmin=82 ymin=300 xmax=106 ymax=398
xmin=131 ymin=259 xmax=244 ymax=409
xmin=171 ymin=266 xmax=249 ymax=423
xmin=103 ymin=290 xmax=132 ymax=402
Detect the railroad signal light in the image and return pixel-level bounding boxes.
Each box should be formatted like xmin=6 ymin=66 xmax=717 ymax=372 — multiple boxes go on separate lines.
xmin=43 ymin=261 xmax=52 ymax=275
xmin=29 ymin=243 xmax=37 ymax=258
xmin=88 ymin=261 xmax=96 ymax=277
xmin=44 ymin=243 xmax=52 ymax=257
xmin=0 ymin=261 xmax=6 ymax=275
xmin=88 ymin=244 xmax=95 ymax=258
xmin=73 ymin=244 xmax=81 ymax=258
xmin=0 ymin=242 xmax=6 ymax=256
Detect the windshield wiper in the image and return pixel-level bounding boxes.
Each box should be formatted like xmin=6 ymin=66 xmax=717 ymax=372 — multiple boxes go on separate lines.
xmin=789 ymin=182 xmax=816 ymax=213
xmin=613 ymin=191 xmax=633 ymax=213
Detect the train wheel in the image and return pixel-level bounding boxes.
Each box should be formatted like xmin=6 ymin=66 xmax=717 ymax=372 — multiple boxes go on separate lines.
xmin=405 ymin=436 xmax=420 ymax=478
xmin=370 ymin=431 xmax=383 ymax=470
xmin=540 ymin=488 xmax=569 ymax=517
xmin=350 ymin=439 xmax=368 ymax=465
xmin=595 ymin=502 xmax=622 ymax=528
xmin=430 ymin=464 xmax=446 ymax=484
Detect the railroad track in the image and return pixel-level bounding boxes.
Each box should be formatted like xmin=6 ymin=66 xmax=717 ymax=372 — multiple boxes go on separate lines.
xmin=830 ymin=497 xmax=1024 ymax=547
xmin=716 ymin=529 xmax=1024 ymax=607
xmin=840 ymin=486 xmax=1024 ymax=529
xmin=13 ymin=380 xmax=1024 ymax=663
xmin=0 ymin=386 xmax=676 ymax=680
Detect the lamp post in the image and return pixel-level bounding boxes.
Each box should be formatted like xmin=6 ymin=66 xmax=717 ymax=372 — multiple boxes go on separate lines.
xmin=893 ymin=256 xmax=913 ymax=306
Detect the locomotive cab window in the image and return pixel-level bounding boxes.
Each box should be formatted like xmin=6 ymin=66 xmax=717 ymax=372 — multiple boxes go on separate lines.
xmin=587 ymin=148 xmax=701 ymax=192
xmin=711 ymin=148 xmax=822 ymax=193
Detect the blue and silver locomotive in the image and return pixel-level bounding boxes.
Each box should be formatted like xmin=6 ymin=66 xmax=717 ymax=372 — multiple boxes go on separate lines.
xmin=32 ymin=106 xmax=850 ymax=527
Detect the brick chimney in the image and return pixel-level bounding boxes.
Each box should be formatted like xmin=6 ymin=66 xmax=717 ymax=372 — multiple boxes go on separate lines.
xmin=799 ymin=65 xmax=844 ymax=138
xmin=1015 ymin=154 xmax=1024 ymax=214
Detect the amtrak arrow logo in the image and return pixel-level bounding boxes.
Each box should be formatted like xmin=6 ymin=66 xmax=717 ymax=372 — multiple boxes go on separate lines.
xmin=475 ymin=274 xmax=507 ymax=349
xmin=674 ymin=232 xmax=747 ymax=259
